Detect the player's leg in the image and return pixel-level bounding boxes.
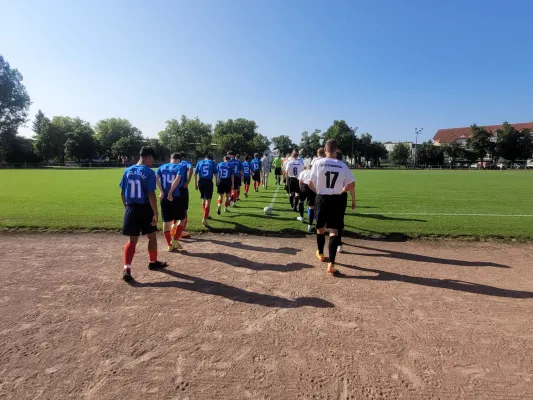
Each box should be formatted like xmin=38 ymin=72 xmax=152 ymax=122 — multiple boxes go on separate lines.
xmin=121 ymin=204 xmax=141 ymax=281
xmin=297 ymin=185 xmax=306 ymax=222
xmin=314 ymin=195 xmax=327 ymax=262
xmin=217 ymin=193 xmax=222 ymax=215
xmin=180 ymin=188 xmax=191 ymax=238
xmin=138 ymin=204 xmax=168 ymax=269
xmin=170 ymin=199 xmax=186 ymax=250
xmin=327 ymin=229 xmax=340 ymax=274
xmin=307 ymin=191 xmax=316 ymax=233
xmin=123 ymin=235 xmax=139 ymax=281
xmin=325 ymin=195 xmax=344 ymax=274
xmin=337 ymin=193 xmax=348 ymax=253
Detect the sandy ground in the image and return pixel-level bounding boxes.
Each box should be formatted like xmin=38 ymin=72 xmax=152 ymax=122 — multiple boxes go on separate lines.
xmin=0 ymin=232 xmax=532 ymax=400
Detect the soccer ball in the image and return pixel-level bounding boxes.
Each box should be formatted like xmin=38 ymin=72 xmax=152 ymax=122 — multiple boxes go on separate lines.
xmin=263 ymin=206 xmax=272 ymax=215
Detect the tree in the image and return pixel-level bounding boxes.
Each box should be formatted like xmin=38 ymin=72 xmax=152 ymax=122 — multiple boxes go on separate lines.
xmin=323 ymin=120 xmax=356 ymax=159
xmin=495 ymin=122 xmax=533 ymax=163
xmin=463 ymin=149 xmax=479 ymax=164
xmin=95 ymin=118 xmax=142 ymax=157
xmin=441 ymin=141 xmax=463 ymax=163
xmin=111 ymin=136 xmax=143 ymax=160
xmin=390 ymin=143 xmax=411 ymax=166
xmin=299 ymin=129 xmax=322 ymax=158
xmin=0 ymin=55 xmax=31 ymax=162
xmin=416 ymin=141 xmax=444 ymax=166
xmin=64 ymin=125 xmax=97 ymax=161
xmin=148 ymin=138 xmax=170 ymax=161
xmin=367 ymin=141 xmax=388 ymax=166
xmin=467 ymin=124 xmax=493 ymax=166
xmin=358 ymin=133 xmax=373 ymax=162
xmin=212 ymin=118 xmax=269 ymax=155
xmin=158 ymin=115 xmax=212 ymax=158
xmin=271 ymin=135 xmax=296 ymax=156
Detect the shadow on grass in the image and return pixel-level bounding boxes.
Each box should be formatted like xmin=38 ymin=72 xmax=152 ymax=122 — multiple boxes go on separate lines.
xmin=342 ymin=244 xmax=510 ymax=268
xmin=189 ymin=237 xmax=301 ymax=255
xmin=130 ymin=269 xmax=334 ymax=308
xmin=334 ymin=264 xmax=530 ymax=298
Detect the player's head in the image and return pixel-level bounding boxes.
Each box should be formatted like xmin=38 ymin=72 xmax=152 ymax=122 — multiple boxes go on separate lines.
xmin=224 ymin=155 xmax=231 ymax=162
xmin=317 ymin=148 xmax=325 ymax=158
xmin=336 ymin=150 xmax=343 ymax=161
xmin=277 ymin=154 xmax=281 ymax=159
xmin=292 ymin=149 xmax=299 ymax=159
xmin=179 ymin=151 xmax=187 ymax=160
xmin=285 ymin=153 xmax=290 ymax=158
xmin=254 ymin=153 xmax=259 ymax=158
xmin=245 ymin=155 xmax=250 ymax=161
xmin=325 ymin=140 xmax=339 ymax=157
xmin=171 ymin=152 xmax=181 ymax=164
xmin=206 ymin=153 xmax=213 ymax=160
xmin=236 ymin=154 xmax=241 ymax=160
xmin=227 ymin=150 xmax=235 ymax=158
xmin=139 ymin=146 xmax=156 ymax=166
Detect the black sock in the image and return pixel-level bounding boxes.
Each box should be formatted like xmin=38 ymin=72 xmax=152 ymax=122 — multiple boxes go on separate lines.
xmin=317 ymin=233 xmax=326 ymax=254
xmin=289 ymin=195 xmax=294 ymax=208
xmin=299 ymin=202 xmax=304 ymax=218
xmin=338 ymin=228 xmax=343 ymax=243
xmin=308 ymin=208 xmax=315 ymax=225
xmin=329 ymin=236 xmax=340 ymax=264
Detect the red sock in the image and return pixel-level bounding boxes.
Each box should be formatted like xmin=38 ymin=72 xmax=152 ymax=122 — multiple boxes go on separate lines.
xmin=225 ymin=197 xmax=230 ymax=207
xmin=217 ymin=199 xmax=222 ymax=205
xmin=163 ymin=231 xmax=172 ymax=246
xmin=174 ymin=224 xmax=185 ymax=240
xmin=182 ymin=217 xmax=188 ymax=230
xmin=236 ymin=190 xmax=240 ymax=199
xmin=148 ymin=250 xmax=157 ymax=262
xmin=202 ymin=203 xmax=206 ymax=212
xmin=203 ymin=206 xmax=209 ymax=219
xmin=124 ymin=241 xmax=136 ymax=266
xmin=244 ymin=185 xmax=248 ymax=193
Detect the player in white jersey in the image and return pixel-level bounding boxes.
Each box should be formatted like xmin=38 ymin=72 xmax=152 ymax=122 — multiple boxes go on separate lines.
xmin=308 ymin=140 xmax=356 ymax=275
xmin=310 ymin=147 xmax=325 ymax=167
xmin=282 ymin=153 xmax=291 ymax=195
xmin=297 ymin=166 xmax=316 ymax=233
xmin=284 ymin=150 xmax=305 ymax=211
xmin=261 ymin=154 xmax=271 ymax=189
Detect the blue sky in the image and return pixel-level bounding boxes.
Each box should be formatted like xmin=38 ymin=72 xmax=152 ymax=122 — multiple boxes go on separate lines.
xmin=2 ymin=0 xmax=532 ymax=144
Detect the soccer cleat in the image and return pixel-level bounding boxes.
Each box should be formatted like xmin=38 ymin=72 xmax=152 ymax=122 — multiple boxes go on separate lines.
xmin=123 ymin=268 xmax=133 ymax=282
xmin=171 ymin=239 xmax=183 ymax=251
xmin=297 ymin=216 xmax=304 ymax=222
xmin=148 ymin=260 xmax=168 ymax=270
xmin=232 ymin=202 xmax=236 ymax=208
xmin=307 ymin=225 xmax=314 ymax=233
xmin=201 ymin=218 xmax=206 ymax=225
xmin=316 ymin=250 xmax=326 ymax=262
xmin=224 ymin=207 xmax=229 ymax=212
xmin=230 ymin=201 xmax=235 ymax=207
xmin=180 ymin=232 xmax=190 ymax=238
xmin=217 ymin=206 xmax=221 ymax=215
xmin=337 ymin=245 xmax=343 ymax=253
xmin=327 ymin=262 xmax=337 ymax=274
xmin=244 ymin=192 xmax=248 ymax=198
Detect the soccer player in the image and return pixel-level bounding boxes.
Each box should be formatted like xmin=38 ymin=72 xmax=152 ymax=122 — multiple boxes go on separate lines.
xmin=298 ymin=166 xmax=316 ymax=233
xmin=228 ymin=151 xmax=243 ymax=206
xmin=335 ymin=150 xmax=349 ymax=253
xmin=284 ymin=150 xmax=305 ymax=211
xmin=156 ymin=153 xmax=185 ymax=251
xmin=120 ymin=146 xmax=167 ymax=282
xmin=167 ymin=156 xmax=190 ymax=248
xmin=311 ymin=147 xmax=326 ymax=167
xmin=282 ymin=153 xmax=291 ymax=194
xmin=308 ymin=140 xmax=356 ymax=275
xmin=251 ymin=153 xmax=262 ymax=192
xmin=273 ymin=155 xmax=283 ymax=185
xmin=261 ymin=153 xmax=272 ymax=189
xmin=216 ymin=156 xmax=234 ymax=214
xmin=194 ymin=154 xmax=218 ymax=226
xmin=173 ymin=152 xmax=194 ymax=239
xmin=242 ymin=156 xmax=252 ymax=197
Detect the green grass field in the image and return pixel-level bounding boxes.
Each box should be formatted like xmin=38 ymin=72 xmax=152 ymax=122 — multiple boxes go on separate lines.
xmin=1 ymin=169 xmax=532 ymax=239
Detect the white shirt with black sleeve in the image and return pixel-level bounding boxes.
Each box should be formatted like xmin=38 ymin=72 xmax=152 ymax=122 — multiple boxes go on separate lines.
xmin=285 ymin=158 xmax=305 ymax=178
xmin=309 ymin=158 xmax=355 ymax=195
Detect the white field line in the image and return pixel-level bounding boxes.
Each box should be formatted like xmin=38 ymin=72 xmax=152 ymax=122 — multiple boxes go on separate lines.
xmin=268 ymin=185 xmax=281 ymax=210
xmin=358 ymin=212 xmax=533 ymax=217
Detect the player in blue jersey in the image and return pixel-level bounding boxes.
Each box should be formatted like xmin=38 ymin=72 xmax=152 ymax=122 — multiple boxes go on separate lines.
xmin=250 ymin=153 xmax=262 ymax=192
xmin=167 ymin=154 xmax=190 ymax=247
xmin=216 ymin=156 xmax=234 ymax=214
xmin=174 ymin=151 xmax=194 ymax=238
xmin=242 ymin=156 xmax=252 ymax=197
xmin=194 ymin=154 xmax=218 ymax=226
xmin=156 ymin=153 xmax=184 ymax=252
xmin=119 ymin=146 xmax=167 ymax=282
xmin=228 ymin=151 xmax=243 ymax=206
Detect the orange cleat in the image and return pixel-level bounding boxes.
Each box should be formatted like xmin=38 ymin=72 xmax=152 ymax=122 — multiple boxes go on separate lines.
xmin=316 ymin=250 xmax=326 ymax=262
xmin=327 ymin=262 xmax=337 ymax=274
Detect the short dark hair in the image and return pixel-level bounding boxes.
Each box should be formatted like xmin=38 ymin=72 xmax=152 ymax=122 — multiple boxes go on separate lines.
xmin=227 ymin=150 xmax=235 ymax=156
xmin=140 ymin=146 xmax=156 ymax=158
xmin=325 ymin=140 xmax=338 ymax=153
xmin=171 ymin=152 xmax=181 ymax=160
xmin=236 ymin=154 xmax=240 ymax=159
xmin=179 ymin=151 xmax=186 ymax=159
xmin=336 ymin=150 xmax=343 ymax=161
xmin=207 ymin=154 xmax=213 ymax=160
xmin=224 ymin=156 xmax=230 ymax=161
xmin=245 ymin=156 xmax=250 ymax=161
xmin=254 ymin=153 xmax=259 ymax=158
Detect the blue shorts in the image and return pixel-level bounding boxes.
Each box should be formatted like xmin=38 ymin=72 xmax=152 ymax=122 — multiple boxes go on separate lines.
xmin=122 ymin=203 xmax=157 ymax=236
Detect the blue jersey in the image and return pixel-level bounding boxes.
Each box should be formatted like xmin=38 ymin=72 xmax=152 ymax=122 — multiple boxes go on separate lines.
xmin=216 ymin=162 xmax=233 ymax=181
xmin=229 ymin=158 xmax=243 ymax=176
xmin=242 ymin=161 xmax=251 ymax=177
xmin=251 ymin=158 xmax=262 ymax=172
xmin=156 ymin=163 xmax=183 ymax=197
xmin=177 ymin=162 xmax=189 ymax=189
xmin=195 ymin=159 xmax=216 ymax=179
xmin=120 ymin=164 xmax=156 ymax=205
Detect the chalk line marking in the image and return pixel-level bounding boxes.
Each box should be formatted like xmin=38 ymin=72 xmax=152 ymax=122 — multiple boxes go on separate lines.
xmin=358 ymin=212 xmax=533 ymax=217
xmin=268 ymin=185 xmax=281 ymax=210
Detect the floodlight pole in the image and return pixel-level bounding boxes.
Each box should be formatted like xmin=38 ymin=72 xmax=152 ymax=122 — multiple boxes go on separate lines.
xmin=414 ymin=128 xmax=423 ymax=166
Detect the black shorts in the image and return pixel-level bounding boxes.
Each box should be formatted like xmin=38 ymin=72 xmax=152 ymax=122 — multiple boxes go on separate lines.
xmin=315 ymin=194 xmax=346 ymax=230
xmin=299 ymin=184 xmax=316 ymax=206
xmin=217 ymin=178 xmax=232 ymax=194
xmin=252 ymin=171 xmax=261 ymax=182
xmin=275 ymin=167 xmax=282 ymax=175
xmin=288 ymin=177 xmax=300 ymax=194
xmin=160 ymin=198 xmax=182 ymax=223
xmin=122 ymin=203 xmax=157 ymax=236
xmin=198 ymin=179 xmax=214 ymax=200
xmin=243 ymin=176 xmax=251 ymax=185
xmin=233 ymin=176 xmax=242 ymax=189
xmin=179 ymin=187 xmax=189 ymax=210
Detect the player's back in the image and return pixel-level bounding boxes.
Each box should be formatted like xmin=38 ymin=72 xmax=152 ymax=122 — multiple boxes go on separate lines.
xmin=242 ymin=161 xmax=251 ymax=176
xmin=217 ymin=162 xmax=232 ymax=180
xmin=121 ymin=164 xmax=155 ymax=204
xmin=286 ymin=158 xmax=305 ymax=177
xmin=229 ymin=159 xmax=242 ymax=175
xmin=251 ymin=158 xmax=261 ymax=171
xmin=196 ymin=159 xmax=215 ymax=179
xmin=311 ymin=158 xmax=354 ymax=195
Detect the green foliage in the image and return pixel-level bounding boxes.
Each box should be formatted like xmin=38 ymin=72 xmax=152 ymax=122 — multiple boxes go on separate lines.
xmin=390 ymin=143 xmax=411 ymax=166
xmin=94 ymin=118 xmax=142 ymax=156
xmin=111 ymin=136 xmax=143 ymax=159
xmin=64 ymin=125 xmax=97 ymax=161
xmin=467 ymin=124 xmax=493 ymax=163
xmin=299 ymin=129 xmax=322 ymax=158
xmin=212 ymin=118 xmax=269 ymax=155
xmin=495 ymin=122 xmax=533 ymax=162
xmin=367 ymin=141 xmax=388 ymax=165
xmin=323 ymin=120 xmax=356 ymax=157
xmin=271 ymin=135 xmax=296 ymax=155
xmin=158 ymin=115 xmax=213 ymax=158
xmin=148 ymin=138 xmax=170 ymax=161
xmin=416 ymin=141 xmax=444 ymax=165
xmin=441 ymin=142 xmax=463 ymax=163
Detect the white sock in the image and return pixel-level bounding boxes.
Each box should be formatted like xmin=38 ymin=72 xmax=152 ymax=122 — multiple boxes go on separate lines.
xmin=124 ymin=264 xmax=131 ymax=270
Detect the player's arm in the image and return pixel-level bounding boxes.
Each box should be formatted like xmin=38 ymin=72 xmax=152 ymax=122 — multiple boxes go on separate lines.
xmin=156 ymin=174 xmax=165 ymax=199
xmin=185 ymin=166 xmax=194 ymax=188
xmin=308 ymin=163 xmax=318 ymax=192
xmin=167 ymin=175 xmax=182 ymax=201
xmin=120 ymin=190 xmax=127 ymax=208
xmin=231 ymin=171 xmax=235 ymax=188
xmin=148 ymin=190 xmax=158 ymax=226
xmin=213 ymin=171 xmax=218 ymax=185
xmin=345 ymin=181 xmax=356 ymax=210
xmin=308 ymin=181 xmax=317 ymax=193
xmin=194 ymin=165 xmax=199 ymax=190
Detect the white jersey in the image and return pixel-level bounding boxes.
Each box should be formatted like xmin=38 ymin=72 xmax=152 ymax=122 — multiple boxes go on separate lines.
xmin=285 ymin=158 xmax=305 ymax=178
xmin=298 ymin=170 xmax=312 ymax=185
xmin=311 ymin=156 xmax=323 ymax=167
xmin=309 ymin=158 xmax=355 ymax=195
xmin=261 ymin=157 xmax=271 ymax=172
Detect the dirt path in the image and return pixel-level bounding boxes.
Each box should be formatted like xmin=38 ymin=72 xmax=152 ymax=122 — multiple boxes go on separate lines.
xmin=1 ymin=233 xmax=532 ymax=399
